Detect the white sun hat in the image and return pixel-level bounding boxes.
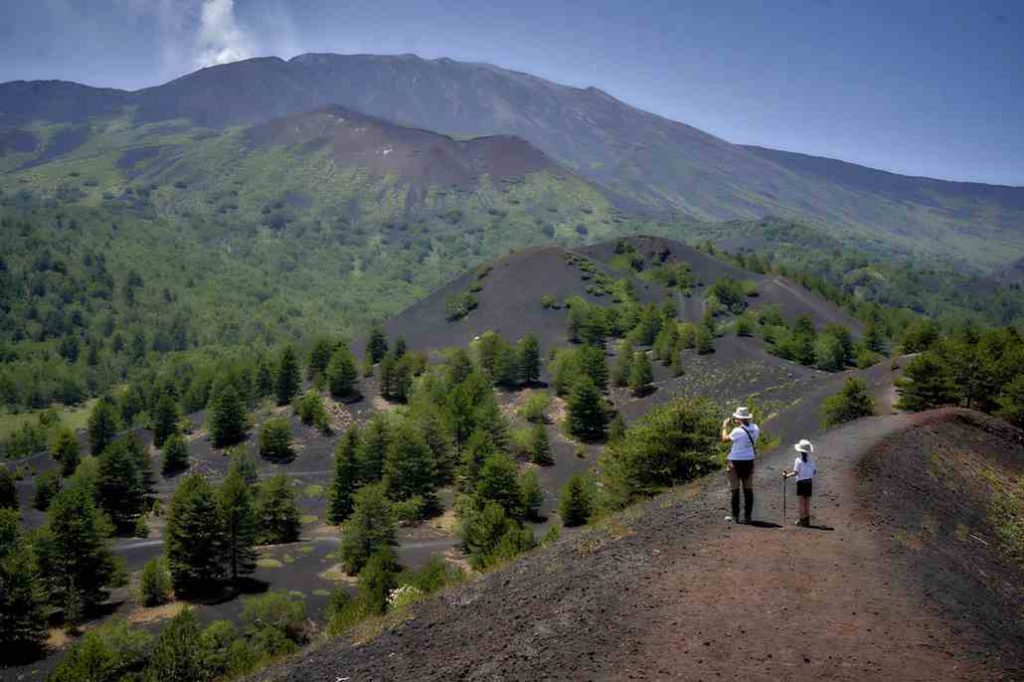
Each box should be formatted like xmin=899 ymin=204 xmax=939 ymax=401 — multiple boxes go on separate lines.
xmin=732 ymin=406 xmax=753 ymax=420
xmin=795 ymin=439 xmax=814 ymax=453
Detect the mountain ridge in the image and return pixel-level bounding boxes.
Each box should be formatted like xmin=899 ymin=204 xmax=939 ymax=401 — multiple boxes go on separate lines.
xmin=3 ymin=52 xmax=1024 ymax=267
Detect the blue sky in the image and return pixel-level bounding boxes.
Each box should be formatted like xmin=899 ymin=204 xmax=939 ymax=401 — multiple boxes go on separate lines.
xmin=2 ymin=0 xmax=1021 ymax=185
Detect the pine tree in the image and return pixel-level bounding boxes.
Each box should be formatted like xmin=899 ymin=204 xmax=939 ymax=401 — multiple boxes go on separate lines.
xmin=34 ymin=485 xmax=118 ymax=621
xmin=255 ymin=358 xmax=275 ymax=399
xmin=822 ymin=377 xmax=875 ymax=428
xmin=340 ymin=483 xmax=397 ymax=575
xmin=255 ymin=474 xmax=301 ymax=544
xmin=326 ymin=345 xmax=358 ymax=399
xmin=307 ymin=338 xmax=336 ymax=384
xmin=143 ymin=607 xmax=204 ymax=682
xmin=33 ymin=468 xmax=61 ymax=511
xmin=559 ymin=473 xmax=594 ymax=527
xmin=520 ymin=469 xmax=543 ymax=521
xmin=896 ymin=353 xmax=959 ymax=411
xmin=88 ymin=396 xmax=121 ymax=455
xmin=97 ymin=436 xmax=148 ymax=532
xmin=152 ymin=394 xmax=179 ymax=448
xmin=566 ymin=377 xmax=607 ymax=441
xmin=517 ymin=333 xmax=541 ymax=385
xmin=259 ymin=418 xmax=293 ymax=462
xmin=0 ymin=468 xmax=16 ymax=509
xmin=139 ymin=557 xmax=172 ymax=607
xmin=357 ymin=550 xmax=397 ymax=615
xmin=327 ymin=428 xmax=360 ymax=524
xmin=578 ymin=344 xmax=608 ymax=391
xmin=218 ymin=468 xmax=257 ymax=583
xmin=51 ymin=428 xmax=80 ymax=477
xmin=612 ymin=341 xmax=634 ymax=387
xmin=476 ymin=453 xmax=524 ymax=520
xmin=629 ymin=351 xmax=654 ymax=396
xmin=366 ymin=325 xmax=389 ymax=364
xmin=208 ymin=382 xmax=247 ymax=448
xmin=384 ymin=423 xmax=437 ymax=506
xmin=165 ymin=474 xmax=225 ymax=596
xmin=393 ymin=337 xmax=408 ymax=359
xmin=379 ymin=353 xmax=397 ymax=399
xmin=0 ymin=510 xmax=47 ymax=662
xmin=161 ymin=433 xmax=190 ymax=475
xmin=529 ymin=423 xmax=552 ymax=465
xmin=275 ymin=345 xmax=301 ymax=406
xmin=358 ymin=413 xmax=390 ymax=483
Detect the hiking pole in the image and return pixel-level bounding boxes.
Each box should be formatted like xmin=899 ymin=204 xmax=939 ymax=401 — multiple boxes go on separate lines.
xmin=781 ymin=472 xmax=786 ymax=525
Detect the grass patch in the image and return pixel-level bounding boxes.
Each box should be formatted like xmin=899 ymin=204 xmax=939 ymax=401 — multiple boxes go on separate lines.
xmin=256 ymin=558 xmax=284 ymax=569
xmin=0 ymin=399 xmax=97 ymax=442
xmin=303 ymin=484 xmax=325 ymax=498
xmin=300 ymin=514 xmax=318 ymax=524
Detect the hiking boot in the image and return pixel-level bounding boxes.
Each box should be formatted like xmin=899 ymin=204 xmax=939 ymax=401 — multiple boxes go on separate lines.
xmin=725 ymin=515 xmax=739 ymax=524
xmin=794 ymin=518 xmax=810 ymax=527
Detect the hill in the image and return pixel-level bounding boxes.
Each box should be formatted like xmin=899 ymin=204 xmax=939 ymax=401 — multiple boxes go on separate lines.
xmin=3 ymin=54 xmax=1024 ymax=267
xmin=380 ymin=235 xmax=861 ymax=359
xmin=252 ymin=400 xmax=1024 ymax=680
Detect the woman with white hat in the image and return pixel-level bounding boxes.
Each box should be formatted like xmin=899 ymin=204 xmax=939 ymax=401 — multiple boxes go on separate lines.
xmin=784 ymin=439 xmax=817 ymax=527
xmin=720 ymin=406 xmax=759 ymax=523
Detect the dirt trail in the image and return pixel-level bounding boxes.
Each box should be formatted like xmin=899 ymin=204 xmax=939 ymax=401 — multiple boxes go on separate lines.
xmin=258 ymin=409 xmax=1021 ymax=681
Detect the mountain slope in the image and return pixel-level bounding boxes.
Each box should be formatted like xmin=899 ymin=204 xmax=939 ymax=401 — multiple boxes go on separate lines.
xmin=4 ymin=54 xmax=1023 ymax=267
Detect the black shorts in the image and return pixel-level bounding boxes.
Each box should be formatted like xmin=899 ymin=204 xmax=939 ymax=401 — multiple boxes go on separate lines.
xmin=796 ymin=479 xmax=813 ymax=497
xmin=730 ymin=459 xmax=754 ymax=480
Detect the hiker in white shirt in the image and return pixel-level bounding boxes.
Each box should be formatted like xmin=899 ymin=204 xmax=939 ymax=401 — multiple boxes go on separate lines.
xmin=784 ymin=439 xmax=816 ymax=527
xmin=720 ymin=406 xmax=759 ymax=524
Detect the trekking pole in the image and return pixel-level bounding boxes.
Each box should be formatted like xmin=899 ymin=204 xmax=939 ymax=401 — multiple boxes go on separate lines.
xmin=781 ymin=472 xmax=786 ymax=524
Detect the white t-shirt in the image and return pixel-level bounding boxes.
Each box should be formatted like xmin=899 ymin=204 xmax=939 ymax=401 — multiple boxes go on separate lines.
xmin=727 ymin=424 xmax=759 ymax=461
xmin=793 ymin=456 xmax=816 ymax=481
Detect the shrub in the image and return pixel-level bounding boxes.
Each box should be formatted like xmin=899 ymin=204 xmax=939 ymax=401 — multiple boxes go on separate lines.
xmin=143 ymin=607 xmax=203 ymax=682
xmin=458 ymin=500 xmax=535 ymax=570
xmin=259 ymin=418 xmax=293 ymax=461
xmin=296 ymin=391 xmax=330 ymax=433
xmin=445 ymin=291 xmax=478 ymax=321
xmin=540 ymin=294 xmax=560 ymax=309
xmin=242 ymin=591 xmax=308 ymax=657
xmin=559 ymin=473 xmax=595 ymax=527
xmin=139 ymin=557 xmax=172 ymax=607
xmin=599 ymin=397 xmax=719 ymax=508
xmin=821 ymin=378 xmax=875 ymax=428
xmin=520 ymin=391 xmax=552 ymax=421
xmin=48 ymin=619 xmax=153 ymax=682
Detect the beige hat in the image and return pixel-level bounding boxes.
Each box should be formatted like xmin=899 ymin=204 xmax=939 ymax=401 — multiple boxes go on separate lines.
xmin=795 ymin=439 xmax=814 ymax=453
xmin=732 ymin=406 xmax=753 ymax=420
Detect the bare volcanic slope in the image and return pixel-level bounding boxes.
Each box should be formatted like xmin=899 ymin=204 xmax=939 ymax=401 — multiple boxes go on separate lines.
xmin=584 ymin=235 xmax=863 ymax=331
xmin=253 ymin=397 xmax=1024 ymax=681
xmin=244 ymin=105 xmax=560 ymax=190
xmin=382 ymin=244 xmax=662 ymax=353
